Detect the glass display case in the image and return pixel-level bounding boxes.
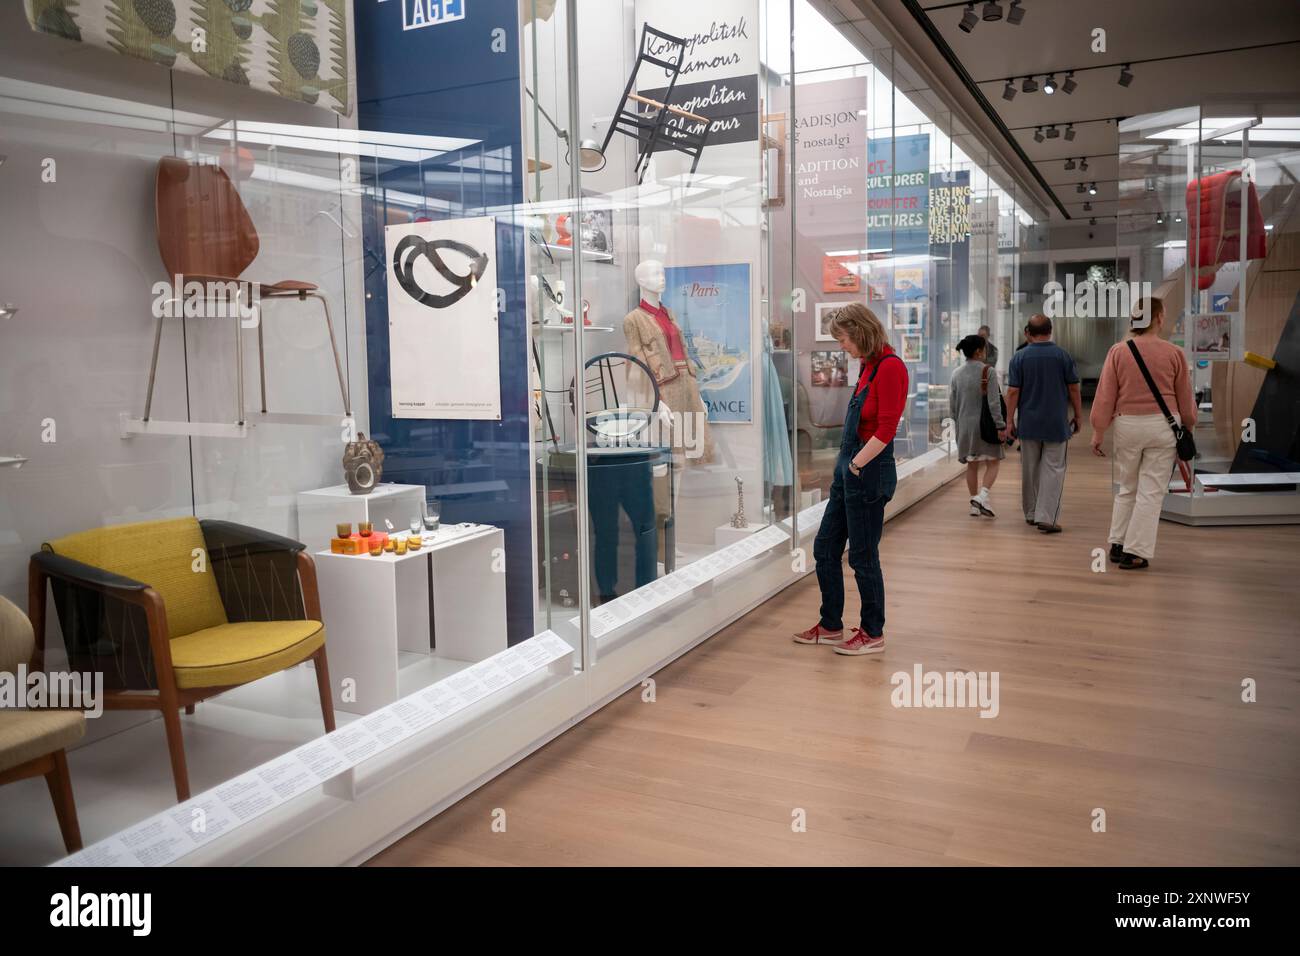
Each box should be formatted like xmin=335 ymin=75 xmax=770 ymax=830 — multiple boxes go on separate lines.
xmin=0 ymin=0 xmax=1051 ymax=867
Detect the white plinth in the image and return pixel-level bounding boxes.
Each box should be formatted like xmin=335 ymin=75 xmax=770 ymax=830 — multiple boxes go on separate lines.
xmin=297 ymin=483 xmax=426 ymax=554
xmin=314 ymin=524 xmax=508 ymax=715
xmin=800 ymin=488 xmax=823 ymax=509
xmin=714 ymin=522 xmax=762 ymax=547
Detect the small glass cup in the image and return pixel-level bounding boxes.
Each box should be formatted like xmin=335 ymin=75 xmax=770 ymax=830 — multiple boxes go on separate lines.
xmin=383 ymin=539 xmax=396 ymax=553
xmin=369 ymin=544 xmax=383 ymax=557
xmin=409 ymin=517 xmax=422 ymax=535
xmin=336 ymin=522 xmax=352 ymax=538
xmin=358 ymin=521 xmax=373 ymax=537
xmin=408 ymin=534 xmax=422 ymax=551
xmin=394 ymin=538 xmax=408 ymax=556
xmin=423 ymin=500 xmax=441 ymax=533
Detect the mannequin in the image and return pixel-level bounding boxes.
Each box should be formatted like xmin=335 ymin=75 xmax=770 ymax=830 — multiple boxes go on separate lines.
xmin=622 ymin=259 xmax=715 ymax=463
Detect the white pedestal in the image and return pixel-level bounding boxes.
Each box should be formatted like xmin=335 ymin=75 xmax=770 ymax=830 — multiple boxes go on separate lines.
xmin=314 ymin=524 xmax=508 ymax=715
xmin=296 ymin=483 xmax=426 ymax=554
xmin=800 ymin=488 xmax=822 ymax=509
xmin=714 ymin=523 xmax=762 ymax=548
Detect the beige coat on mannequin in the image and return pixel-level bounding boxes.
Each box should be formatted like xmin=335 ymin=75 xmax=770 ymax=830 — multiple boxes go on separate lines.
xmin=623 ymin=304 xmax=715 ymax=464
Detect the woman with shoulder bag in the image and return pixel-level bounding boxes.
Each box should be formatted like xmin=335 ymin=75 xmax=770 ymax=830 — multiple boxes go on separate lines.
xmin=1089 ymin=297 xmax=1198 ymax=570
xmin=949 ymin=334 xmax=1008 ymax=517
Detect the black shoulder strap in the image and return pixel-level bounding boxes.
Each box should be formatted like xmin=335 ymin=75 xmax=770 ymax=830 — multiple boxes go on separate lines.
xmin=1126 ymin=339 xmax=1175 ymax=425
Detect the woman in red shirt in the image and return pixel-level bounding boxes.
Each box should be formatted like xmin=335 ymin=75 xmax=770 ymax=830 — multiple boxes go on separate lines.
xmin=794 ymin=304 xmax=908 ymax=655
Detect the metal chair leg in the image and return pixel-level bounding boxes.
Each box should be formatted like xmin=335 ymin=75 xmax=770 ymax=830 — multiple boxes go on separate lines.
xmin=234 ymin=308 xmax=246 ymax=426
xmin=256 ymin=301 xmax=268 ymax=415
xmin=308 ymin=292 xmax=351 ymax=417
xmin=143 ymin=312 xmax=165 ymax=422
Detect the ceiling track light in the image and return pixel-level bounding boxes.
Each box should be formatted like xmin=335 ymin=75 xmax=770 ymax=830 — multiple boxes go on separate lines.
xmin=1045 ymin=125 xmax=1060 ymax=139
xmin=1156 ymin=213 xmax=1165 ymax=224
xmin=1033 ymin=127 xmax=1045 ymax=143
xmin=1076 ymin=183 xmax=1086 ymax=194
xmin=982 ymin=1 xmax=1003 ymax=21
xmin=1089 ymin=217 xmax=1097 ymax=226
xmin=1118 ymin=63 xmax=1134 ymax=87
xmin=959 ymin=3 xmax=979 ymax=32
xmin=1088 ymin=182 xmax=1097 ymax=195
xmin=1007 ymin=0 xmax=1025 ymax=25
xmin=1083 ymin=201 xmax=1092 ymax=211
xmin=1064 ymin=158 xmax=1076 ymax=170
xmin=1022 ymin=75 xmax=1038 ymax=94
xmin=1002 ymin=78 xmax=1017 ymax=101
xmin=1080 ymin=158 xmax=1089 ymax=172
xmin=1062 ymin=70 xmax=1077 ymax=94
xmin=1064 ymin=124 xmax=1076 ymax=141
xmin=1043 ymin=74 xmax=1057 ymax=95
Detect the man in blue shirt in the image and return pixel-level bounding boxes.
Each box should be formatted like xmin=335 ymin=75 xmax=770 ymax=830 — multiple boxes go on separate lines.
xmin=1005 ymin=314 xmax=1082 ymax=533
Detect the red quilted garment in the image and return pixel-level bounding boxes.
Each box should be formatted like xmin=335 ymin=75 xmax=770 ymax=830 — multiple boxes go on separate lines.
xmin=1185 ymin=170 xmax=1268 ymax=290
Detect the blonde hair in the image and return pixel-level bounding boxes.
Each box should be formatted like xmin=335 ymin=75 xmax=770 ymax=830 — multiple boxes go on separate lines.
xmin=829 ymin=303 xmax=888 ymax=360
xmin=1131 ymin=296 xmax=1163 ymax=335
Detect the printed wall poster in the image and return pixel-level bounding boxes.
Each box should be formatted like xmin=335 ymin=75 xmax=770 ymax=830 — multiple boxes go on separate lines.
xmin=822 ymin=254 xmax=862 ymax=294
xmin=894 ymin=267 xmax=927 ymax=301
xmin=664 ymin=262 xmax=753 ymax=423
xmin=810 ymin=351 xmax=850 ymax=387
xmin=891 ymin=301 xmax=924 ymax=331
xmin=1191 ymin=312 xmax=1234 ymax=360
xmin=815 ymin=302 xmax=845 ymax=342
xmin=901 ymin=334 xmax=924 ymax=363
xmin=385 ymin=216 xmax=501 ymax=419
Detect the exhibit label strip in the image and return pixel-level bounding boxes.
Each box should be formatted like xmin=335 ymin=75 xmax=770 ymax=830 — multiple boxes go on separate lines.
xmin=52 ymin=632 xmax=575 ymax=868
xmin=576 ymin=523 xmax=791 ymax=639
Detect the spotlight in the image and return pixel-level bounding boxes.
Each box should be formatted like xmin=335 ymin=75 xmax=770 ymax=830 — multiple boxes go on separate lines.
xmin=1156 ymin=213 xmax=1165 ymax=224
xmin=1007 ymin=0 xmax=1025 ymax=24
xmin=959 ymin=3 xmax=978 ymax=32
xmin=1002 ymin=79 xmax=1017 ymax=101
xmin=982 ymin=1 xmax=1003 ymax=21
xmin=1064 ymin=124 xmax=1076 ymax=141
xmin=1033 ymin=127 xmax=1045 ymax=143
xmin=1045 ymin=125 xmax=1060 ymax=139
xmin=1090 ymin=217 xmax=1097 ymax=226
xmin=1080 ymin=158 xmax=1089 ymax=172
xmin=1175 ymin=213 xmax=1183 ymax=223
xmin=1064 ymin=157 xmax=1076 ymax=170
xmin=1083 ymin=201 xmax=1092 ymax=211
xmin=1043 ymin=74 xmax=1057 ymax=95
xmin=1118 ymin=64 xmax=1134 ymax=87
xmin=1145 ymin=175 xmax=1156 ymax=192
xmin=1088 ymin=182 xmax=1097 ymax=195
xmin=1062 ymin=70 xmax=1077 ymax=94
xmin=1076 ymin=183 xmax=1086 ymax=194
xmin=1022 ymin=76 xmax=1038 ymax=93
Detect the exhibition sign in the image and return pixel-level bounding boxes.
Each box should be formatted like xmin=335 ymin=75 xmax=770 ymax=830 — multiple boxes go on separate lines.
xmin=635 ymin=0 xmax=760 ymax=150
xmin=385 ymin=216 xmax=501 ymax=420
xmin=665 ymin=262 xmax=753 ymax=423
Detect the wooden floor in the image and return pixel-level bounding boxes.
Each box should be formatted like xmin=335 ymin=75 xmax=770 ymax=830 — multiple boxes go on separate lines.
xmin=370 ymin=443 xmax=1300 ymax=866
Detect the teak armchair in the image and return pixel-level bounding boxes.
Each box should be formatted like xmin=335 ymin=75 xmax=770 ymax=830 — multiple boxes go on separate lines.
xmin=29 ymin=517 xmax=335 ymax=801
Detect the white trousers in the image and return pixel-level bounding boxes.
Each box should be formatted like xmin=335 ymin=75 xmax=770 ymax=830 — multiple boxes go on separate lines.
xmin=1108 ymin=413 xmax=1177 ymax=559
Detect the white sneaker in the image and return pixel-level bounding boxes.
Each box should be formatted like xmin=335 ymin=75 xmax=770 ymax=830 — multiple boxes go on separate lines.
xmin=972 ymin=493 xmax=996 ymax=517
xmin=969 ymin=499 xmax=982 ymax=516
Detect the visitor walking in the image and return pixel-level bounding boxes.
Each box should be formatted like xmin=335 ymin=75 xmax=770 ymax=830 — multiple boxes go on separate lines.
xmin=1089 ymin=297 xmax=1197 ymax=570
xmin=1005 ymin=314 xmax=1082 ymax=533
xmin=949 ymin=334 xmax=1007 ymax=517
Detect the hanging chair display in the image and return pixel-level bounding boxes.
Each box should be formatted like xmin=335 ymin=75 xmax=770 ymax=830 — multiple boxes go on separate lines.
xmin=1185 ymin=170 xmax=1267 ymax=290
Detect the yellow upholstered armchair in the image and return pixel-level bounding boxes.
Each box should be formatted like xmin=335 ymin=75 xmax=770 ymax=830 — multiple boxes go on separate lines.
xmin=0 ymin=595 xmax=84 ymax=853
xmin=29 ymin=517 xmax=335 ymax=801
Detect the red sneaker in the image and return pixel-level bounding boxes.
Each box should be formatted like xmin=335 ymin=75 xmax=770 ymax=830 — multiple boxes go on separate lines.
xmin=832 ymin=629 xmax=885 ymax=655
xmin=792 ymin=624 xmax=846 ymax=645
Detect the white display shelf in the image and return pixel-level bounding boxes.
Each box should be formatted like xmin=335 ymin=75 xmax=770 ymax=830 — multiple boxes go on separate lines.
xmin=296 ymin=482 xmax=427 ymax=555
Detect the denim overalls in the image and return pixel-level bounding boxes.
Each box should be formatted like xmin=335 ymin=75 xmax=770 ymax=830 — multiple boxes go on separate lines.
xmin=812 ymin=354 xmax=901 ymax=637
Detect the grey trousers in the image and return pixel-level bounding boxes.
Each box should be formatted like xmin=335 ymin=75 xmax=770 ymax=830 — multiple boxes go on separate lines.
xmin=1020 ymin=439 xmax=1068 ymax=525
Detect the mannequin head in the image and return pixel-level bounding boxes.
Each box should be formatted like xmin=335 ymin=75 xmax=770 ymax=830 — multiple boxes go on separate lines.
xmin=635 ymin=259 xmax=666 ymax=297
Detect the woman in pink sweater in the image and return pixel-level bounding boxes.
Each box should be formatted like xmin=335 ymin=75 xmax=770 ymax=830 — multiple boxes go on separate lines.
xmin=1089 ymin=297 xmax=1197 ymax=569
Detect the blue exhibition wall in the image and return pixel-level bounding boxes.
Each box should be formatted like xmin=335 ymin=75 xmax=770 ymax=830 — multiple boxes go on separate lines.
xmin=355 ymin=0 xmax=532 ymax=643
